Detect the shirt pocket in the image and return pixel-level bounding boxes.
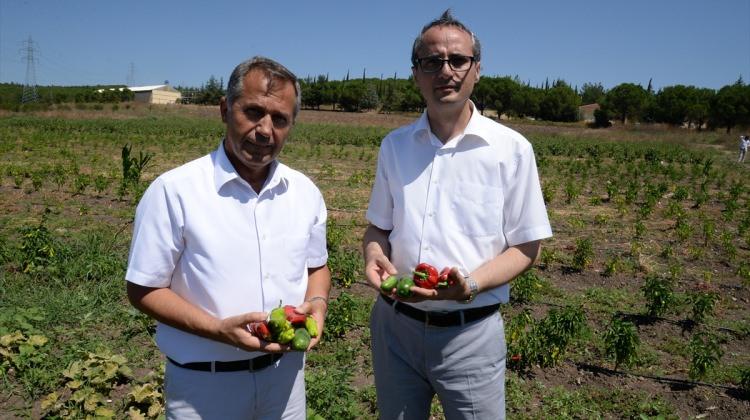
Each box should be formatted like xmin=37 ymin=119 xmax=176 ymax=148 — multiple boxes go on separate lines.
xmin=265 ymin=234 xmax=310 ymax=282
xmin=442 ymin=182 xmax=503 ymax=237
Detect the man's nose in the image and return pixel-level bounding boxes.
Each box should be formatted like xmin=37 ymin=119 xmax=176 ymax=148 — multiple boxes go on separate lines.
xmin=255 ymin=114 xmax=273 ymax=143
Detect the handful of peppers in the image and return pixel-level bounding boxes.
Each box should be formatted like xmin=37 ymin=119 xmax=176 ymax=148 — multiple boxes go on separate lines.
xmin=247 ymin=303 xmax=319 ymax=351
xmin=380 ymin=262 xmax=455 ymax=298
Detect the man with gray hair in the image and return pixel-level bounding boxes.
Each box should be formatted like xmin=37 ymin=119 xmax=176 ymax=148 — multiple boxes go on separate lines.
xmin=126 ymin=56 xmax=330 ymax=419
xmin=363 ymin=10 xmax=551 ymax=418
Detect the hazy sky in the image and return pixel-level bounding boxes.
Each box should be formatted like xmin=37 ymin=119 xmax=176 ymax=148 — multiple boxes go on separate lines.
xmin=1 ymin=0 xmax=748 ymax=91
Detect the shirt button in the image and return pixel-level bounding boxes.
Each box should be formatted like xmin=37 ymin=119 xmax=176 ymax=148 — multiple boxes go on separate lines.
xmin=424 ymin=245 xmax=431 ymax=251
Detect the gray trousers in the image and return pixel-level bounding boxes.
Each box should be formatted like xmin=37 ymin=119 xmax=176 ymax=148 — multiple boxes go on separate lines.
xmin=164 ymin=352 xmax=306 ymax=420
xmin=370 ymin=296 xmax=506 ymax=420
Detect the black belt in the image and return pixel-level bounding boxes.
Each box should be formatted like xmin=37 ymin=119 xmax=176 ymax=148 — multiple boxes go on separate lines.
xmin=167 ymin=353 xmax=283 ymax=372
xmin=381 ymin=295 xmax=499 ymax=327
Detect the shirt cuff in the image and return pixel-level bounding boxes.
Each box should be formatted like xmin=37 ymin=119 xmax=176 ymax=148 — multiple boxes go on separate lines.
xmin=365 ymin=212 xmax=393 ymax=231
xmin=506 ymin=225 xmax=553 ymax=247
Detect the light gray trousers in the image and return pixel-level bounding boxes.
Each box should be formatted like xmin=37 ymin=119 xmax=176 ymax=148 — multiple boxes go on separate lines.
xmin=164 ymin=352 xmax=306 ymax=420
xmin=370 ymin=296 xmax=507 ymax=420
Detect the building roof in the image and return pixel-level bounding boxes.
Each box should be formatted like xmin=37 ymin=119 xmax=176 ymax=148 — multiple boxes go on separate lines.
xmin=128 ymin=85 xmax=178 ymax=92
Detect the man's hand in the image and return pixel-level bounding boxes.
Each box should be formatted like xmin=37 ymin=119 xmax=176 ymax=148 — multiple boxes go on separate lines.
xmin=363 ymin=224 xmax=396 ymax=292
xmin=365 ymin=253 xmax=398 ymax=291
xmin=218 ymin=312 xmax=290 ymax=353
xmin=293 ymin=299 xmax=327 ymax=350
xmin=399 ymin=267 xmax=472 ymax=303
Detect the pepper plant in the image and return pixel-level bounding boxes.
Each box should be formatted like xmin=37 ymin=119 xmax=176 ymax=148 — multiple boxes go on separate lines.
xmin=688 ymin=287 xmax=719 ymax=324
xmin=571 ymin=237 xmax=594 ymax=272
xmin=641 ymin=274 xmax=674 ymax=317
xmin=603 ymin=315 xmax=639 ymax=371
xmin=688 ymin=332 xmax=723 ymax=381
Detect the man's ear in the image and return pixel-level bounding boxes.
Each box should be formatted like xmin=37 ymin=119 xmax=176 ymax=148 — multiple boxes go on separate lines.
xmin=219 ymin=96 xmax=228 ymax=123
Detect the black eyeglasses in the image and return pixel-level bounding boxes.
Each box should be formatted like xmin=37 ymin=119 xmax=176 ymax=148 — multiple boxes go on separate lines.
xmin=416 ymin=55 xmax=476 ymax=73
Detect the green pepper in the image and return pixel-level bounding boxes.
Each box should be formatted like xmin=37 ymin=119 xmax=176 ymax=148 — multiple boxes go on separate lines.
xmin=305 ymin=316 xmax=319 ymax=338
xmin=396 ymin=277 xmax=414 ymax=298
xmin=380 ymin=275 xmax=398 ymax=294
xmin=277 ymin=326 xmax=295 ymax=344
xmin=268 ymin=306 xmax=290 ymax=337
xmin=291 ymin=328 xmax=312 ymax=351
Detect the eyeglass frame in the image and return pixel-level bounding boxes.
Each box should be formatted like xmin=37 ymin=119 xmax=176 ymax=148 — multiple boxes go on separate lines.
xmin=414 ymin=55 xmax=477 ymax=73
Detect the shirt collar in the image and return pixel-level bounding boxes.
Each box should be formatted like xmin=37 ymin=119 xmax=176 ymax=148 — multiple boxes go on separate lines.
xmin=213 ymin=140 xmax=288 ymax=193
xmin=413 ymin=100 xmax=490 ymax=146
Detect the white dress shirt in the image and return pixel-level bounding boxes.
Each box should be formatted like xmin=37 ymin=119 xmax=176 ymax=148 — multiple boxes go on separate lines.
xmin=126 ymin=142 xmax=327 ymax=363
xmin=367 ymin=104 xmax=552 ymax=311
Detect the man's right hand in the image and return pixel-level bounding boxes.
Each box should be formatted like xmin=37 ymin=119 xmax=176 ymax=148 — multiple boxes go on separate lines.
xmin=364 ymin=253 xmax=398 ymax=291
xmin=217 ymin=312 xmax=290 ymax=353
xmin=363 ymin=224 xmax=396 ymax=291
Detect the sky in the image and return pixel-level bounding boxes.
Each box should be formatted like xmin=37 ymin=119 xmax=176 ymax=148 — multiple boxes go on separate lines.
xmin=1 ymin=0 xmax=748 ymax=91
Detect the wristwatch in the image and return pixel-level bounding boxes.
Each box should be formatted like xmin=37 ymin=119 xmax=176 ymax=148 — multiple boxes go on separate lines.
xmin=460 ymin=276 xmax=478 ymax=304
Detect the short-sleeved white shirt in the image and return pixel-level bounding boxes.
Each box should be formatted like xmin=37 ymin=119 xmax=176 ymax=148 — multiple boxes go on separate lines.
xmin=126 ymin=142 xmax=327 ymax=363
xmin=367 ymin=104 xmax=552 ymax=311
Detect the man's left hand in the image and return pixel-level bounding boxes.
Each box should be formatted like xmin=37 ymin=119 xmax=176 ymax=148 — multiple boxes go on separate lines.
xmin=294 ymin=299 xmax=327 ymax=350
xmin=398 ymin=267 xmax=472 ymax=303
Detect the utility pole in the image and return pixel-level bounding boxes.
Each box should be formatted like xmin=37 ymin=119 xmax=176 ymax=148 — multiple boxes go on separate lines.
xmin=21 ymin=36 xmax=39 ymax=103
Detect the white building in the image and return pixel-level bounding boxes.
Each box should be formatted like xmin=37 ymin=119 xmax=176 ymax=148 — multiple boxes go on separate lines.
xmin=128 ymin=85 xmax=182 ymax=104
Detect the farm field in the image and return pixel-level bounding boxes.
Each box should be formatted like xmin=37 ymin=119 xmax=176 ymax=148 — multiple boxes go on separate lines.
xmin=1 ymin=104 xmax=749 ymax=419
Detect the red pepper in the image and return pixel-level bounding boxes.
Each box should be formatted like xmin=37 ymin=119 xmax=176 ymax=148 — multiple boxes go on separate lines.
xmin=413 ymin=263 xmax=439 ymax=289
xmin=284 ymin=305 xmax=308 ymax=326
xmin=436 ymin=267 xmax=455 ymax=288
xmin=248 ymin=321 xmax=272 ymax=341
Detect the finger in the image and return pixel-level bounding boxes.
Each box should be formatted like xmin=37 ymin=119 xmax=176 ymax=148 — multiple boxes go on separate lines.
xmin=295 ymin=302 xmax=312 ymax=314
xmin=243 ymin=312 xmax=269 ymax=323
xmin=379 ymin=257 xmax=398 ymax=276
xmin=409 ymin=286 xmax=438 ymax=298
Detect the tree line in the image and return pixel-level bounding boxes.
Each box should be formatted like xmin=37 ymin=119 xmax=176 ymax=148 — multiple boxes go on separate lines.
xmin=295 ymin=74 xmax=750 ymax=133
xmin=2 ymin=73 xmax=748 ymax=133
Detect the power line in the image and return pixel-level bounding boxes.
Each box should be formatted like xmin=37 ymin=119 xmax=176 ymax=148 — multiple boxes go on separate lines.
xmin=21 ymin=36 xmax=38 ymax=103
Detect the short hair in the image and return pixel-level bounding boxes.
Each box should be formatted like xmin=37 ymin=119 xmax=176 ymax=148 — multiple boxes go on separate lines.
xmin=226 ymin=56 xmax=301 ymax=119
xmin=411 ymin=9 xmax=481 ymax=67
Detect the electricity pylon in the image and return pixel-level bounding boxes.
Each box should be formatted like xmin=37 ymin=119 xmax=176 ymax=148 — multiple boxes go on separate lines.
xmin=21 ymin=36 xmax=38 ymax=103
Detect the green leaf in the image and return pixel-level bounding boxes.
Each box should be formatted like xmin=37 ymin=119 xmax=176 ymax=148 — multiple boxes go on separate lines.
xmin=147 ymin=401 xmax=163 ymax=417
xmin=27 ymin=334 xmax=48 ymax=346
xmin=94 ymin=406 xmax=115 ymax=418
xmin=40 ymin=392 xmax=59 ymax=410
xmin=128 ymin=407 xmax=146 ymax=420
xmin=63 ymin=361 xmax=83 ymax=378
xmin=66 ymin=379 xmax=84 ymax=390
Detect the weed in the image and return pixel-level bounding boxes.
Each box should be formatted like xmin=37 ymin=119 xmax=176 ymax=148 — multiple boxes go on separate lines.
xmin=41 ymin=350 xmax=133 ymax=418
xmin=18 ymin=210 xmax=57 ymax=273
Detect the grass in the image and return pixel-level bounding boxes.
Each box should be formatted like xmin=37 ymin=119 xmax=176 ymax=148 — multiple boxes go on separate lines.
xmin=1 ymin=106 xmax=749 ymax=418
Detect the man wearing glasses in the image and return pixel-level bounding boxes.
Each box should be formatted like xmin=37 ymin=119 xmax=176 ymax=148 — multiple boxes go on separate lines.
xmin=363 ymin=10 xmax=551 ymax=418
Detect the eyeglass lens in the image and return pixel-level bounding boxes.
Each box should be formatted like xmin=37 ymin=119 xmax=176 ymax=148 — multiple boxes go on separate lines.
xmin=421 ymin=56 xmax=473 ymax=72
